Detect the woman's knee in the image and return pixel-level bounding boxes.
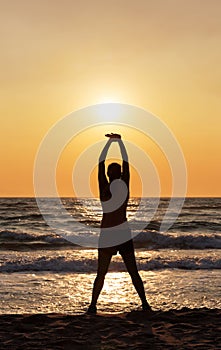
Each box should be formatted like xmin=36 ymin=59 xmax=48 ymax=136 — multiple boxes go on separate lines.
xmin=96 ymin=271 xmax=106 ymax=281
xmin=130 ymin=271 xmax=142 ymax=283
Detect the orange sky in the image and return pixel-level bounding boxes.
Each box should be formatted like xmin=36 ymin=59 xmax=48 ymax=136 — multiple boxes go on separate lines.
xmin=0 ymin=0 xmax=221 ymax=197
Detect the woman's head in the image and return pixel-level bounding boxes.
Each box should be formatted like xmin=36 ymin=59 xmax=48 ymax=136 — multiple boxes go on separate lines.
xmin=107 ymin=162 xmax=121 ymax=181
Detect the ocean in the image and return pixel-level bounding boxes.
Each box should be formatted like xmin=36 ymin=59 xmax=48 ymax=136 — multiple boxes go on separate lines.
xmin=0 ymin=197 xmax=220 ymax=314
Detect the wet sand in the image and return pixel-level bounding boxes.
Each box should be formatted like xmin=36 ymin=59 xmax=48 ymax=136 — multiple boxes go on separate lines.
xmin=0 ymin=308 xmax=220 ymax=349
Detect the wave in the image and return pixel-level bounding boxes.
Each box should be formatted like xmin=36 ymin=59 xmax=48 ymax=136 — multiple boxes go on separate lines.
xmin=171 ymin=221 xmax=221 ymax=231
xmin=0 ymin=230 xmax=71 ymax=245
xmin=134 ymin=231 xmax=221 ymax=249
xmin=0 ymin=229 xmax=221 ymax=250
xmin=145 ymin=220 xmax=221 ymax=232
xmin=0 ymin=213 xmax=44 ymax=221
xmin=0 ymin=255 xmax=220 ymax=273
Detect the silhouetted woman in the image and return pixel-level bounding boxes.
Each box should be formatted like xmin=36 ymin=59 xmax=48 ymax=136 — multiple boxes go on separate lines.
xmin=88 ymin=133 xmax=151 ymax=314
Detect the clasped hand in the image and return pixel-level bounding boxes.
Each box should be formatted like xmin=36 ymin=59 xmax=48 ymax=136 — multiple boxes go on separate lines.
xmin=105 ymin=133 xmax=121 ymax=140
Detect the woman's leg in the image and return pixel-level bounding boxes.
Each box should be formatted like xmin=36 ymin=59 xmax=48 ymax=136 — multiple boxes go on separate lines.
xmin=90 ymin=249 xmax=112 ymax=308
xmin=121 ymin=249 xmax=151 ymax=310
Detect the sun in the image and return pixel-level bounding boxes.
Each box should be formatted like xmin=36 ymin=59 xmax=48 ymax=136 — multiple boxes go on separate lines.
xmin=98 ymin=97 xmax=116 ymax=103
xmin=96 ymin=96 xmax=122 ymax=104
xmin=96 ymin=102 xmax=125 ymax=122
xmin=93 ymin=94 xmax=127 ymax=122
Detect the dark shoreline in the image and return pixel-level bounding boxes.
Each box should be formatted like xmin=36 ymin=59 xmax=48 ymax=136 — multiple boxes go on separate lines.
xmin=0 ymin=308 xmax=220 ymax=349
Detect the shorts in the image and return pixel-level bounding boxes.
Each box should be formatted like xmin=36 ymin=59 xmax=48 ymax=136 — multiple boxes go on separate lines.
xmin=98 ymin=239 xmax=134 ymax=256
xmin=98 ymin=225 xmax=132 ymax=250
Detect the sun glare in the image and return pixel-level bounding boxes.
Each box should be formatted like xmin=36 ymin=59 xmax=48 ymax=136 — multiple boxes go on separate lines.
xmin=96 ymin=96 xmax=122 ymax=104
xmin=96 ymin=102 xmax=125 ymax=122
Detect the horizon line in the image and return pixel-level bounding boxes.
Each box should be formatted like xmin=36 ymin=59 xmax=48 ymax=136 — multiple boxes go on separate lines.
xmin=0 ymin=196 xmax=220 ymax=199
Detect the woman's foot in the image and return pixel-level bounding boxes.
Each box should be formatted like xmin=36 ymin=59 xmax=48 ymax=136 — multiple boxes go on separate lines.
xmin=142 ymin=301 xmax=152 ymax=312
xmin=86 ymin=304 xmax=97 ymax=314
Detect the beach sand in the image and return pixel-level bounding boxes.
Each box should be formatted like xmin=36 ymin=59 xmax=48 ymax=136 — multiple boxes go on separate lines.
xmin=0 ymin=308 xmax=220 ymax=349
